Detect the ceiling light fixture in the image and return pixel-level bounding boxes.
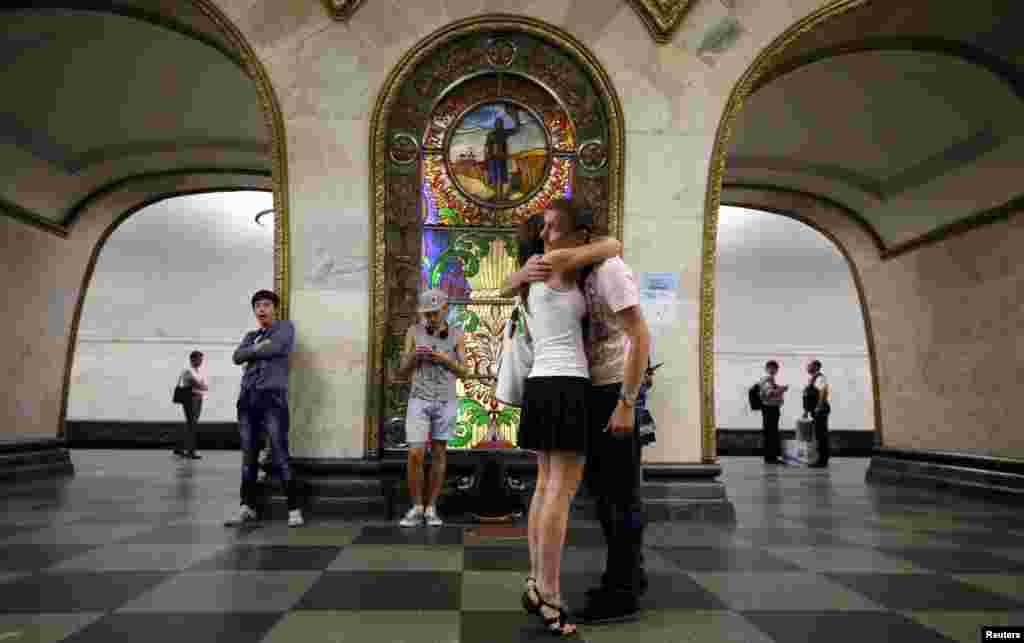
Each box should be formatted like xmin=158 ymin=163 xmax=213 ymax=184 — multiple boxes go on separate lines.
xmin=254 ymin=209 xmax=274 ymax=226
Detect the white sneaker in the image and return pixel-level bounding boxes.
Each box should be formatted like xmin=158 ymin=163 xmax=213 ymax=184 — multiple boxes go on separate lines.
xmin=399 ymin=506 xmax=424 ymax=527
xmin=288 ymin=509 xmax=304 ymax=528
xmin=424 ymin=506 xmax=443 ymax=527
xmin=236 ymin=504 xmax=258 ymax=524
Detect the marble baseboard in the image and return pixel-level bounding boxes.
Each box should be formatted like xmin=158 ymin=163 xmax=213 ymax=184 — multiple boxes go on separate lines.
xmin=66 ymin=421 xmax=876 ymax=459
xmin=866 ymin=448 xmax=1024 ymax=504
xmin=0 ymin=436 xmax=74 ymax=483
xmin=717 ymin=428 xmax=875 ymax=456
xmin=66 ymin=421 xmax=242 ymax=449
xmin=286 ymin=454 xmax=733 ymax=523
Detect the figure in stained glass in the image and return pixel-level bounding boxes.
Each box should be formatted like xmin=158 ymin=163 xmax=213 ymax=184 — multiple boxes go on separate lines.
xmin=447 ymin=102 xmax=548 ymax=206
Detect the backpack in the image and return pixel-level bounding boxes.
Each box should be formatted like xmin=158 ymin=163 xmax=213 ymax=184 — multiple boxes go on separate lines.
xmin=748 ymin=382 xmax=763 ymax=411
xmin=803 ymin=373 xmax=823 ymax=414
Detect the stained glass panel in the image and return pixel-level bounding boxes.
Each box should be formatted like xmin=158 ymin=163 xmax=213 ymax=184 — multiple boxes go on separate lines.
xmin=398 ymin=72 xmax=581 ymax=451
xmin=447 ymin=302 xmax=520 ymax=449
xmin=420 ymin=229 xmax=518 ymax=302
xmin=422 ymin=75 xmax=576 ymax=228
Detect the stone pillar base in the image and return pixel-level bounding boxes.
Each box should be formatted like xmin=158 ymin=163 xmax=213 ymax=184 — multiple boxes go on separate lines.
xmin=866 ymin=448 xmax=1024 ymax=503
xmin=280 ymin=452 xmax=735 ymax=524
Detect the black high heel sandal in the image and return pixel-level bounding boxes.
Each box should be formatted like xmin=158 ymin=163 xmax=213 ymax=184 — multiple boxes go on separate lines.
xmin=524 ymin=573 xmax=540 ymax=614
xmin=537 ymin=594 xmax=578 ymax=638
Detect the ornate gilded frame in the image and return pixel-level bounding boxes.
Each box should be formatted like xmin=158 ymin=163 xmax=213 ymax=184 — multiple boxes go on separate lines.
xmin=367 ymin=15 xmax=626 ymax=457
xmin=700 ymin=0 xmax=871 ymax=462
xmin=626 ymin=0 xmax=699 ymax=44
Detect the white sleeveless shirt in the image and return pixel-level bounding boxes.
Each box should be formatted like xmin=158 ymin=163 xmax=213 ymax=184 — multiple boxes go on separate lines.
xmin=525 ymin=281 xmax=589 ymax=379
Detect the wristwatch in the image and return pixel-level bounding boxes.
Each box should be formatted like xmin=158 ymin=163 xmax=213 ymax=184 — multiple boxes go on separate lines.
xmin=619 ymin=391 xmax=637 ymax=407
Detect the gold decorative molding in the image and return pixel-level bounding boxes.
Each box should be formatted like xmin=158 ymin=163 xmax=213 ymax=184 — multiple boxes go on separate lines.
xmin=322 ymin=0 xmax=367 ymax=22
xmin=189 ymin=2 xmax=290 ymax=321
xmin=699 ymin=0 xmax=871 ymax=463
xmin=626 ymin=0 xmax=698 ymax=44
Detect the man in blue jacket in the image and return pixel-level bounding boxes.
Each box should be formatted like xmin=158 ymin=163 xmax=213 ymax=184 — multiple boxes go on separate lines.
xmin=231 ymin=289 xmax=303 ymax=527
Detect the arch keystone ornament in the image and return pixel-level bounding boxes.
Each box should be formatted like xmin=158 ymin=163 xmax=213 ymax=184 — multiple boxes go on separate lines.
xmin=323 ymin=0 xmax=367 ymax=21
xmin=627 ymin=0 xmax=698 ymax=44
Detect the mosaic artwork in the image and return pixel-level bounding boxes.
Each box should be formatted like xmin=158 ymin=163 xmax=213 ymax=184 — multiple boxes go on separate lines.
xmin=420 ymin=75 xmax=576 ymax=229
xmin=377 ymin=28 xmax=619 ymax=453
xmin=417 ymin=230 xmax=520 ymax=449
xmin=446 ymin=102 xmax=548 ymax=206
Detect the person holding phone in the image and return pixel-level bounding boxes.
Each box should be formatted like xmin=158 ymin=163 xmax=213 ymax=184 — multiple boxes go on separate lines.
xmin=396 ymin=289 xmax=467 ymax=527
xmin=759 ymin=360 xmax=789 ymax=464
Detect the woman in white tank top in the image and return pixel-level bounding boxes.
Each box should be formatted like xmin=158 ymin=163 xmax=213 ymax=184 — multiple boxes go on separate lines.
xmin=509 ymin=199 xmax=620 ymax=637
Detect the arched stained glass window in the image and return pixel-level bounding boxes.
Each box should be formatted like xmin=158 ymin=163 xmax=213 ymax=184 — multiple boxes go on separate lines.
xmin=416 ymin=73 xmax=577 ymax=449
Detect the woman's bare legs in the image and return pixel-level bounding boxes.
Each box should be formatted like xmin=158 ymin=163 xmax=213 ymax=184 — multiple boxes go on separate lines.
xmin=527 ymin=451 xmax=548 ymax=597
xmin=536 ymin=449 xmax=586 ymax=633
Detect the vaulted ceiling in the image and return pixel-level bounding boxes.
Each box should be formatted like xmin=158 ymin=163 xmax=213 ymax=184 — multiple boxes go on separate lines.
xmin=2 ymin=0 xmax=1020 ymax=253
xmin=726 ymin=0 xmax=1024 ymax=252
xmin=0 ymin=4 xmax=268 ymax=229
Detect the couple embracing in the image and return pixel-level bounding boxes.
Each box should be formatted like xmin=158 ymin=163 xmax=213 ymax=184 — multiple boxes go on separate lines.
xmin=501 ymin=198 xmax=652 ymax=636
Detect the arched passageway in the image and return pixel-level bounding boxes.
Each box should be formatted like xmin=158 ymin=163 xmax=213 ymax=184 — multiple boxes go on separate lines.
xmin=714 ymin=204 xmax=876 ymax=456
xmin=66 ymin=191 xmax=273 ymax=443
xmin=0 ymin=3 xmax=286 ymax=441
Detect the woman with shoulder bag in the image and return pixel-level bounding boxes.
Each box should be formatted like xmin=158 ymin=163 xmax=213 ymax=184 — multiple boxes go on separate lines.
xmin=174 ymin=351 xmax=207 ymax=460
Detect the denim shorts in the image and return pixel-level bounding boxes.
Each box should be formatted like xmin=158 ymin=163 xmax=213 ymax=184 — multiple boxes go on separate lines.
xmin=405 ymin=398 xmax=457 ymax=446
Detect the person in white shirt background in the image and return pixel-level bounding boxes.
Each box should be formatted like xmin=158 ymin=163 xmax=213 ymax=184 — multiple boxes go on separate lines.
xmin=803 ymin=359 xmax=831 ymax=468
xmin=174 ymin=350 xmax=207 ymax=460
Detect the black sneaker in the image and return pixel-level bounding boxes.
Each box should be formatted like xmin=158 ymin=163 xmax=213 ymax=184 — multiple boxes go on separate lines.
xmin=576 ymin=591 xmax=640 ymax=625
xmin=586 ymin=573 xmax=648 ymax=599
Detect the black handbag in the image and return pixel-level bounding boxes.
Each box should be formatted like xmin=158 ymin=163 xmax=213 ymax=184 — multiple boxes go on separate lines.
xmin=637 ymin=407 xmax=656 ymax=446
xmin=172 ymin=373 xmax=190 ymax=405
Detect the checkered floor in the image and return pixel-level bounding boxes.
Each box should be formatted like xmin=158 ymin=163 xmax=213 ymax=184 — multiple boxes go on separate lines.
xmin=1 ymin=451 xmax=1022 ymax=642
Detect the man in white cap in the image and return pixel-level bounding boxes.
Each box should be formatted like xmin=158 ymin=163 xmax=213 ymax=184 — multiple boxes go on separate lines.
xmin=396 ymin=289 xmax=467 ymax=526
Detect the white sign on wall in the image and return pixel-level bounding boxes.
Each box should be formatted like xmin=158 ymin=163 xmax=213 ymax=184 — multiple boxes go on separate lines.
xmin=638 ymin=271 xmax=679 ymax=328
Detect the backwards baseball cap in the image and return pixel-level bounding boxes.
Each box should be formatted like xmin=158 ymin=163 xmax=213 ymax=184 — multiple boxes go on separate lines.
xmin=417 ymin=289 xmax=448 ymax=313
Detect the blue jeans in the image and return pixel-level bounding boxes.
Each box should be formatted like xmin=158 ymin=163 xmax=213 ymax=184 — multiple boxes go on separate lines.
xmin=238 ymin=388 xmax=292 ymax=486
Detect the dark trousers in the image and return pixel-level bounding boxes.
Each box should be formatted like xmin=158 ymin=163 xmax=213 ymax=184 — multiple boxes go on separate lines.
xmin=238 ymin=388 xmax=299 ymax=510
xmin=584 ymin=383 xmax=646 ymax=597
xmin=812 ymin=403 xmax=831 ymax=465
xmin=760 ymin=406 xmax=781 ymax=462
xmin=179 ymin=397 xmax=202 ymax=454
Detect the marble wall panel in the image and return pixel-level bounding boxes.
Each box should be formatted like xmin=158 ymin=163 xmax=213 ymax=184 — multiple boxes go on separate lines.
xmin=288 ymin=288 xmax=368 ymax=458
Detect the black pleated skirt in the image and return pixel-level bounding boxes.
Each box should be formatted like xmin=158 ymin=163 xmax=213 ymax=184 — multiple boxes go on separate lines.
xmin=516 ymin=376 xmax=589 ymax=453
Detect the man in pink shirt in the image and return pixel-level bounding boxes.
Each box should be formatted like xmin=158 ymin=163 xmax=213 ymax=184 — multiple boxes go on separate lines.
xmin=574 ymin=232 xmax=651 ymax=624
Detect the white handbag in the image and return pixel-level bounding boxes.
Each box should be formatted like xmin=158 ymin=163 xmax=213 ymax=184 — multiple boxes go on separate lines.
xmin=495 ymin=306 xmax=533 ymax=407
xmin=795 ymin=416 xmax=815 ymax=442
